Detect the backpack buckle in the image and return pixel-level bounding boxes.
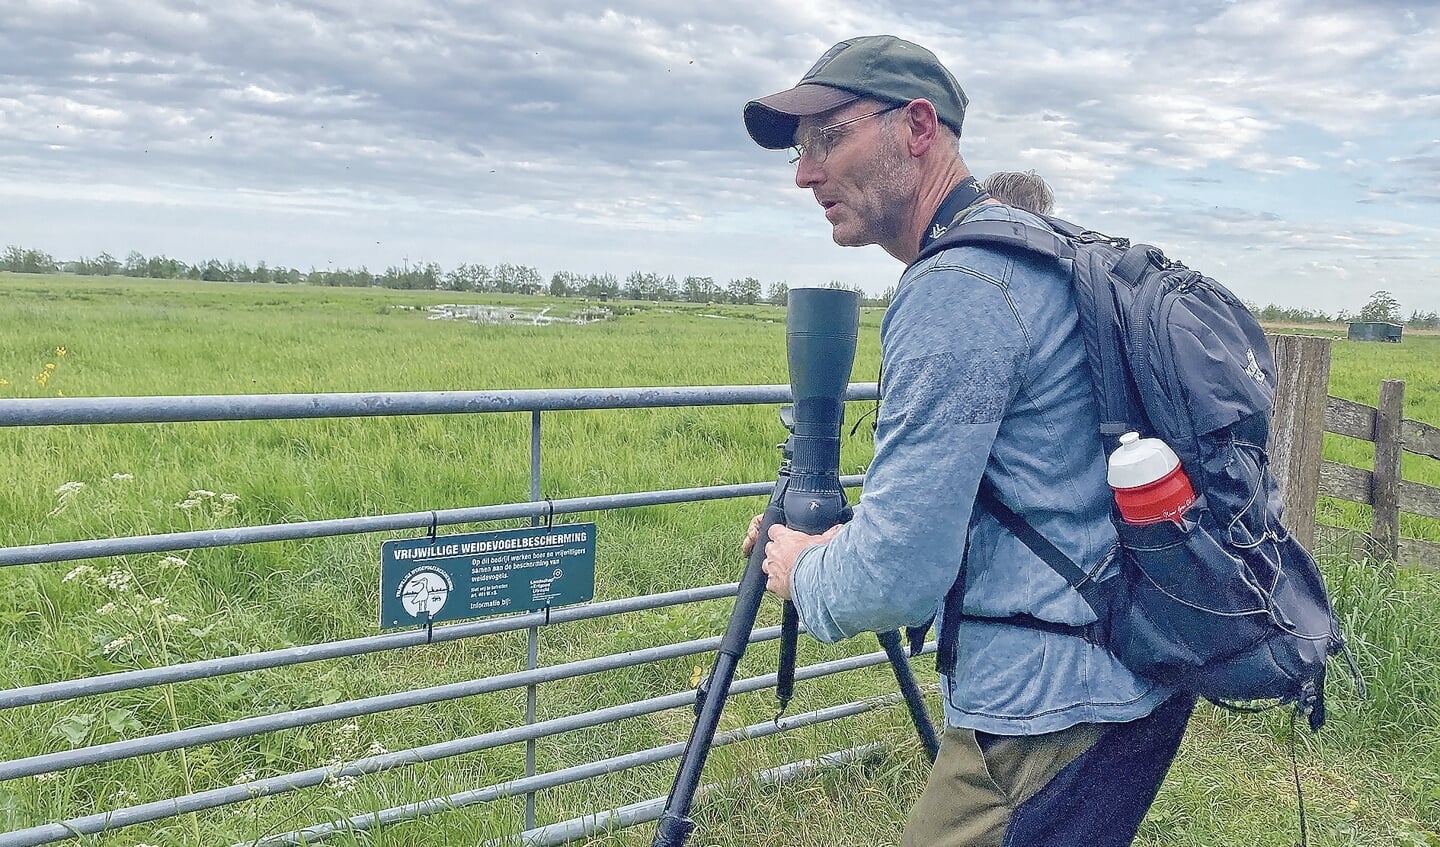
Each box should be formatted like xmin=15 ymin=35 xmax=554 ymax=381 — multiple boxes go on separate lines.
xmin=1075 ymin=230 xmax=1130 ymax=249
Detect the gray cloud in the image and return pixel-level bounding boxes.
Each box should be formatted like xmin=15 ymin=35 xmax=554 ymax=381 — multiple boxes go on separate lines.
xmin=0 ymin=0 xmax=1437 ymax=314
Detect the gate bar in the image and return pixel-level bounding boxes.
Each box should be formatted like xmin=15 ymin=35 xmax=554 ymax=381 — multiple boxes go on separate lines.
xmin=0 ymin=627 xmax=786 ymax=781
xmin=0 ymin=384 xmax=880 ymax=427
xmin=0 ymin=477 xmax=864 ymax=568
xmin=263 ymin=706 xmax=894 ymax=846
xmin=0 ymin=648 xmax=920 ymax=847
xmin=501 ymin=743 xmax=885 ymax=847
xmin=0 ymin=584 xmax=739 ymax=709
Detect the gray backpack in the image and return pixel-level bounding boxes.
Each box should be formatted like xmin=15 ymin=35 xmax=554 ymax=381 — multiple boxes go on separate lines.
xmin=918 ymin=215 xmax=1362 ymax=729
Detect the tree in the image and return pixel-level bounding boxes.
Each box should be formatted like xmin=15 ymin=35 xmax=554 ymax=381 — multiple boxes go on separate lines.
xmin=1250 ymin=303 xmax=1332 ymax=324
xmin=123 ymin=250 xmax=147 ymax=277
xmin=200 ymin=259 xmax=227 ymax=281
xmin=767 ymin=281 xmax=789 ymax=306
xmin=682 ymin=275 xmax=718 ymax=303
xmin=514 ymin=264 xmax=542 ymax=295
xmin=624 ymin=271 xmax=647 ymax=300
xmin=492 ymin=262 xmax=518 ymax=293
xmin=146 ymin=255 xmax=184 ymax=279
xmin=1358 ymin=290 xmax=1402 ymax=323
xmin=1 ymin=245 xmax=56 ymax=274
xmin=727 ymin=276 xmax=762 ymax=305
xmin=442 ymin=265 xmax=470 ymax=291
xmin=593 ymin=272 xmax=619 ymax=299
xmin=96 ymin=252 xmax=120 ymax=276
xmin=222 ymin=260 xmax=252 ymax=282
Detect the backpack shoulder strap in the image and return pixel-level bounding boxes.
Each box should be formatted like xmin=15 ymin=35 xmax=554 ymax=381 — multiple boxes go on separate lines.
xmin=931 ymin=482 xmax=1109 ymax=660
xmin=916 ymin=214 xmax=1141 ymax=439
xmin=915 ymin=218 xmax=1077 ymax=266
xmin=1068 ymin=240 xmax=1140 ymax=438
xmin=976 ymin=483 xmax=1109 ymax=618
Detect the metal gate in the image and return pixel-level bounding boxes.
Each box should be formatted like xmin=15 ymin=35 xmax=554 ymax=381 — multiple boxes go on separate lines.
xmin=0 ymin=384 xmax=939 ymax=846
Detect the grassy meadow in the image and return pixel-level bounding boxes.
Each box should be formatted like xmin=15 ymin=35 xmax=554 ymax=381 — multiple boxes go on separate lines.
xmin=0 ymin=272 xmax=1437 ymax=846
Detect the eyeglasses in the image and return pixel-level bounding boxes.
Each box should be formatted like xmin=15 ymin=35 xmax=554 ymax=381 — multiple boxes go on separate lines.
xmin=789 ymin=104 xmax=903 ymax=165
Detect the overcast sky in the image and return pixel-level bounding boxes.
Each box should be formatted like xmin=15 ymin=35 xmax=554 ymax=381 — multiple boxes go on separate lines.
xmin=2 ymin=1 xmax=1437 ymax=315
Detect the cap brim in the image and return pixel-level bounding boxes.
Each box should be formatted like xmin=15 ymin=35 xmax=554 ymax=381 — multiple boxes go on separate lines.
xmin=743 ymin=84 xmax=859 ymax=149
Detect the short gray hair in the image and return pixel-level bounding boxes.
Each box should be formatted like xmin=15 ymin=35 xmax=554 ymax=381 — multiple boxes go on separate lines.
xmin=981 ymin=170 xmax=1055 ymax=215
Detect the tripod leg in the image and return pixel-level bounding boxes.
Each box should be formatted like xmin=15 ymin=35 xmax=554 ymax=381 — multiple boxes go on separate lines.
xmin=775 ymin=601 xmax=801 ymax=715
xmin=877 ymin=629 xmax=940 ymax=762
xmin=652 ymin=503 xmax=783 ymax=847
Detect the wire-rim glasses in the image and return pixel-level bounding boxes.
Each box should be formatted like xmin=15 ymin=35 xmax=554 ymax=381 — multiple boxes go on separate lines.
xmin=788 ymin=104 xmax=903 ymax=165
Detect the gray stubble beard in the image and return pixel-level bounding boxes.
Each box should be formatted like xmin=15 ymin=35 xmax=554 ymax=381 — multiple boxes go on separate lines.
xmin=839 ymin=122 xmax=920 ymax=249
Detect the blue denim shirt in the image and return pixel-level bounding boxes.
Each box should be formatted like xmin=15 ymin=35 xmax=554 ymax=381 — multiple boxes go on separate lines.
xmin=790 ymin=204 xmax=1171 ymax=735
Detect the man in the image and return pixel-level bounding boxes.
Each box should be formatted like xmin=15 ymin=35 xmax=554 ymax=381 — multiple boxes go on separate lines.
xmin=981 ymin=169 xmax=1056 ymax=215
xmin=741 ymin=36 xmax=1194 ymax=847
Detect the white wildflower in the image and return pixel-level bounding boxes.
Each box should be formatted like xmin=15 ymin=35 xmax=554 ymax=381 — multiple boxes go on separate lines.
xmin=232 ymin=770 xmax=257 ymax=785
xmin=176 ymin=499 xmax=199 ymax=511
xmin=49 ymin=481 xmax=86 ymax=515
xmin=188 ymin=489 xmax=216 ymax=499
xmin=159 ymin=555 xmax=188 ymax=568
xmin=62 ymin=565 xmax=94 ymax=583
xmin=110 ymin=472 xmax=133 ymax=481
xmin=365 ymin=741 xmax=388 ymax=758
xmin=113 ymin=788 xmax=137 ymax=803
xmin=96 ymin=602 xmax=116 ymax=616
xmin=103 ymin=635 xmax=134 ymax=654
xmin=165 ymin=613 xmax=189 ymax=624
xmin=339 ymin=723 xmax=359 ymax=735
xmin=34 ymin=772 xmax=62 ymax=783
xmin=149 ymin=596 xmax=168 ymax=608
xmin=219 ymin=493 xmax=240 ymax=504
xmin=101 ymin=569 xmax=133 ymax=592
xmin=330 ymin=774 xmax=358 ymax=796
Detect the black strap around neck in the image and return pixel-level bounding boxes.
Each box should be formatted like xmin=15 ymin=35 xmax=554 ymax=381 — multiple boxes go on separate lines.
xmin=918 ymin=177 xmax=989 ymax=254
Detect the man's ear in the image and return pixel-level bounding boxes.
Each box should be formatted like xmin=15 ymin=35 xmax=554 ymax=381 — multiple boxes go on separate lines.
xmin=899 ymin=99 xmax=942 ymax=157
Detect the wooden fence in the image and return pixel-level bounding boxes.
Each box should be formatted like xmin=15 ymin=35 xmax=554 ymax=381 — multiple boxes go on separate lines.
xmin=1268 ymin=334 xmax=1440 ymax=571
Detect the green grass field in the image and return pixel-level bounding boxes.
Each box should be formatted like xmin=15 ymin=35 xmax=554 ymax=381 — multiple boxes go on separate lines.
xmin=1 ymin=273 xmax=1437 ymax=846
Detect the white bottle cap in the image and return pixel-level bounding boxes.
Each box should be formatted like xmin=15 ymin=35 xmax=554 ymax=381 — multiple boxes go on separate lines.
xmin=1107 ymin=431 xmax=1181 ymax=489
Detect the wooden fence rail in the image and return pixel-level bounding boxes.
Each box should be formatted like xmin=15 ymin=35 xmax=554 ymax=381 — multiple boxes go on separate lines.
xmin=1268 ymin=334 xmax=1440 ymax=571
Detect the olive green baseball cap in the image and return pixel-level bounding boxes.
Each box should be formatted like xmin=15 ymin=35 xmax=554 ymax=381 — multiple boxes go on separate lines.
xmin=744 ymin=35 xmax=968 ymax=150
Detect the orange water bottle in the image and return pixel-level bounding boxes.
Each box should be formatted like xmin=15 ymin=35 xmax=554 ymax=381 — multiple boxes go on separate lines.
xmin=1107 ymin=432 xmax=1197 ymax=525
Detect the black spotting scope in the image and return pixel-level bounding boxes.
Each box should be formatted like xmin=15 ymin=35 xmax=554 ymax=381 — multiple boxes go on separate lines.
xmin=651 ymin=288 xmax=938 ymax=847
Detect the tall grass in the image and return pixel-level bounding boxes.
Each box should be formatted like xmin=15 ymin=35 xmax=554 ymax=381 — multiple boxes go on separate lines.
xmin=0 ymin=275 xmax=1436 ymax=846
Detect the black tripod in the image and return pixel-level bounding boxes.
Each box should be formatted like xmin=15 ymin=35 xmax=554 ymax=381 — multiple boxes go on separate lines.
xmin=651 ymin=289 xmax=939 ymax=847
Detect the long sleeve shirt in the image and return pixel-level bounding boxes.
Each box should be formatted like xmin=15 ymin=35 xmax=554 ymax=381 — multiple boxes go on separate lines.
xmin=790 ymin=203 xmax=1171 ymax=735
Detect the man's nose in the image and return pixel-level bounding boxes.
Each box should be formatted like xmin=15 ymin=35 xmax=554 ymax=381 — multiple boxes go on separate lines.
xmin=794 ymin=154 xmax=823 ymax=189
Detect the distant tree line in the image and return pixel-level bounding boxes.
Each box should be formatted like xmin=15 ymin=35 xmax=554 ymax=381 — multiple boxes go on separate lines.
xmin=1406 ymin=311 xmax=1440 ymax=329
xmin=1241 ymin=290 xmax=1438 ymax=330
xmin=8 ymin=243 xmax=1439 ymax=319
xmin=10 ymin=243 xmax=1438 ymax=319
xmin=0 ymin=243 xmax=897 ymax=307
xmin=1344 ymin=289 xmax=1440 ymax=329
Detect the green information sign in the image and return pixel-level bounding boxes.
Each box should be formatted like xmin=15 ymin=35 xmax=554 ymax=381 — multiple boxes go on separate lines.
xmin=379 ymin=523 xmax=596 ymax=629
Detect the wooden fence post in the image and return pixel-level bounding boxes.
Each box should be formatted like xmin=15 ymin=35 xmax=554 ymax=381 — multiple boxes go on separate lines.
xmin=1372 ymin=379 xmax=1405 ymax=563
xmin=1267 ymin=334 xmax=1331 ymax=550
